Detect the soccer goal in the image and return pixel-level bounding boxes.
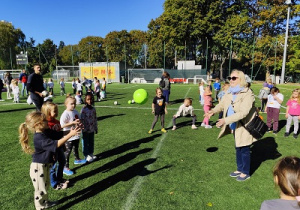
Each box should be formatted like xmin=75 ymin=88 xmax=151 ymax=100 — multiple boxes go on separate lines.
xmin=128 ymin=68 xmax=164 ymax=84
xmin=185 ymin=75 xmax=207 ymax=85
xmin=0 ymin=69 xmax=22 ymax=80
xmin=54 ymin=66 xmax=80 ymax=82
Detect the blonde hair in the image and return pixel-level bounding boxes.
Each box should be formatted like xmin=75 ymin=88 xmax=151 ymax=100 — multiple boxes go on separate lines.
xmin=273 ymin=156 xmax=300 ymax=206
xmin=65 ymin=95 xmax=76 ymax=106
xmin=41 ymin=101 xmax=58 ymax=120
xmin=231 ymin=69 xmax=247 ymax=88
xmin=19 ymin=112 xmax=47 ymax=154
xmin=290 ymin=89 xmax=300 ymax=105
xmin=184 ymin=98 xmax=192 ymax=106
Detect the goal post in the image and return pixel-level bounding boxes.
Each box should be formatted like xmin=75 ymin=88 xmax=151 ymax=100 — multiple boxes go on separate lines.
xmin=128 ymin=69 xmax=164 ymax=84
xmin=54 ymin=66 xmax=80 ymax=82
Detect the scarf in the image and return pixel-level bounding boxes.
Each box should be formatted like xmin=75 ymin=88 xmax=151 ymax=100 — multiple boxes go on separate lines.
xmin=227 ymin=85 xmax=244 ymax=130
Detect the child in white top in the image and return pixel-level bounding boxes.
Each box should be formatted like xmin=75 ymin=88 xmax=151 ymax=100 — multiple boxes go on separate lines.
xmin=11 ymin=79 xmax=20 ymax=103
xmin=60 ymin=78 xmax=65 ymax=96
xmin=94 ymin=80 xmax=101 ymax=101
xmin=48 ymin=79 xmax=54 ymax=95
xmin=75 ymin=91 xmax=83 ymax=105
xmin=76 ymin=78 xmax=82 ymax=95
xmin=172 ymin=98 xmax=197 ymax=130
xmin=265 ymin=87 xmax=284 ymax=134
xmin=81 ymin=92 xmax=98 ymax=162
xmin=260 ymin=156 xmax=300 ymax=210
xmin=284 ymin=89 xmax=300 ymax=138
xmin=101 ymin=77 xmax=106 ymax=99
xmin=60 ymin=96 xmax=86 ymax=176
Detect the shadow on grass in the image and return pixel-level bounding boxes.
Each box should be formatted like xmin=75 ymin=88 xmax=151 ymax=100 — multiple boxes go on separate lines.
xmin=57 ymin=158 xmax=172 ymax=209
xmin=278 ymin=120 xmax=286 ymax=132
xmin=96 ymin=113 xmax=125 ymax=121
xmin=169 ymin=98 xmax=184 ymax=105
xmin=70 ymin=148 xmax=152 ymax=184
xmin=0 ymin=106 xmax=36 ymax=113
xmin=250 ymin=137 xmax=282 ymax=175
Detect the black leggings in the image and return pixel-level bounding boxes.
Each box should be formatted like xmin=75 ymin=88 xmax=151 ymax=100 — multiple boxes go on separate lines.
xmin=172 ymin=115 xmax=196 ymax=126
xmin=151 ymin=114 xmax=165 ymax=129
xmin=64 ymin=139 xmax=80 ymax=168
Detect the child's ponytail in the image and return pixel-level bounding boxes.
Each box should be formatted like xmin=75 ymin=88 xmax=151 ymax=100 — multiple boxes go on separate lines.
xmin=19 ymin=122 xmax=33 ymax=154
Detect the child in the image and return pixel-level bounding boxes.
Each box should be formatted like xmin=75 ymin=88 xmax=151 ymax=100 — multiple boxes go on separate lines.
xmin=60 ymin=96 xmax=86 ymax=176
xmin=60 ymin=78 xmax=66 ymax=96
xmin=48 ymin=78 xmax=54 ymax=96
xmin=75 ymin=91 xmax=83 ymax=105
xmin=41 ymin=102 xmax=69 ymax=190
xmin=201 ymin=86 xmax=213 ymax=128
xmin=0 ymin=79 xmax=3 ymax=101
xmin=213 ymin=78 xmax=221 ymax=101
xmin=94 ymin=80 xmax=101 ymax=101
xmin=199 ymin=81 xmax=204 ymax=105
xmin=172 ymin=98 xmax=197 ymax=130
xmin=43 ymin=79 xmax=48 ymax=91
xmin=19 ymin=111 xmax=80 ymax=209
xmin=76 ymin=78 xmax=82 ymax=95
xmin=265 ymin=87 xmax=284 ymax=134
xmin=258 ymin=83 xmax=270 ymax=112
xmin=260 ymin=156 xmax=300 ymax=210
xmin=217 ymin=81 xmax=230 ymax=123
xmin=71 ymin=78 xmax=77 ymax=95
xmin=207 ymin=80 xmax=213 ymax=91
xmin=81 ymin=92 xmax=98 ymax=162
xmin=148 ymin=87 xmax=168 ymax=134
xmin=101 ymin=77 xmax=106 ymax=99
xmin=284 ymin=89 xmax=300 ymax=138
xmin=11 ymin=79 xmax=20 ymax=103
xmin=267 ymin=78 xmax=274 ymax=90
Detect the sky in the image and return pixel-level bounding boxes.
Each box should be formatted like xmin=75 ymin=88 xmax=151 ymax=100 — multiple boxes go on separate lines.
xmin=1 ymin=0 xmax=165 ymax=45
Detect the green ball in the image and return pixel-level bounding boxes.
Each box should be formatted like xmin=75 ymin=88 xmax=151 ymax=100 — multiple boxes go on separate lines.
xmin=133 ymin=89 xmax=148 ymax=104
xmin=128 ymin=100 xmax=132 ymax=104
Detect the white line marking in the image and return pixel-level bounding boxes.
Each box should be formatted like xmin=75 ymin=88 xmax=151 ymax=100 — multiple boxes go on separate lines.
xmin=122 ymin=87 xmax=191 ymax=210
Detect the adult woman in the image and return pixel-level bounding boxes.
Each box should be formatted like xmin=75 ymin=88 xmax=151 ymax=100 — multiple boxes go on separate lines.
xmin=161 ymin=72 xmax=171 ymax=104
xmin=206 ymin=70 xmax=257 ymax=181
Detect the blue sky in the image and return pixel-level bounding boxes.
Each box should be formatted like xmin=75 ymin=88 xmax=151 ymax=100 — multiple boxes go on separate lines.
xmin=1 ymin=0 xmax=165 ymax=45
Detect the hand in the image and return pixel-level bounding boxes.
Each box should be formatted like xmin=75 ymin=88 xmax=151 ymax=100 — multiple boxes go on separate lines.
xmin=173 ymin=115 xmax=177 ymax=118
xmin=165 ymin=110 xmax=168 ymax=114
xmin=72 ymin=119 xmax=80 ymax=125
xmin=69 ymin=126 xmax=81 ymax=136
xmin=152 ymin=110 xmax=154 ymax=114
xmin=204 ymin=111 xmax=214 ymax=118
xmin=38 ymin=92 xmax=43 ymax=97
xmin=216 ymin=119 xmax=225 ymax=127
xmin=285 ymin=114 xmax=288 ymax=119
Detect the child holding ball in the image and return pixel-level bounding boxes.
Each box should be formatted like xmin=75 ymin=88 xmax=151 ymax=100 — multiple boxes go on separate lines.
xmin=19 ymin=111 xmax=80 ymax=209
xmin=284 ymin=89 xmax=300 ymax=138
xmin=260 ymin=156 xmax=300 ymax=210
xmin=172 ymin=98 xmax=197 ymax=130
xmin=148 ymin=87 xmax=168 ymax=134
xmin=81 ymin=92 xmax=98 ymax=162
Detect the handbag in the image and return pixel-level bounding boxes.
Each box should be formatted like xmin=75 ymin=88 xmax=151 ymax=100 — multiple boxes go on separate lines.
xmin=239 ymin=115 xmax=268 ymax=139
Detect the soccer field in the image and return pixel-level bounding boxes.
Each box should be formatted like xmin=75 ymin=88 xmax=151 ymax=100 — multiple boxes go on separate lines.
xmin=1 ymin=82 xmax=300 ymax=210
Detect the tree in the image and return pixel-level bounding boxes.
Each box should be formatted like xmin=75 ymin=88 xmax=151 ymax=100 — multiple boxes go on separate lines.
xmin=78 ymin=36 xmax=105 ymax=62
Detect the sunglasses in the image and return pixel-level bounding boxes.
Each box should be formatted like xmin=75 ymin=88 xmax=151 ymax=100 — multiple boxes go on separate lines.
xmin=227 ymin=76 xmax=239 ymax=81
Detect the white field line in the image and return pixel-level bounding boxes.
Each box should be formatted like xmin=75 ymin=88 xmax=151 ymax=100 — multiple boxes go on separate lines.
xmin=122 ymin=87 xmax=192 ymax=210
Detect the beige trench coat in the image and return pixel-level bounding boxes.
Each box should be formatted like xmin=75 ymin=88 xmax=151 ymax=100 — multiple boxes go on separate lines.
xmin=211 ymin=87 xmax=257 ymax=147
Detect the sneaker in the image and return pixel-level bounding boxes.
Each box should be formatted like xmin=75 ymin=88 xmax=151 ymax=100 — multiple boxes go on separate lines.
xmin=63 ymin=168 xmax=74 ymax=176
xmin=172 ymin=126 xmax=176 ymax=130
xmin=293 ymin=133 xmax=298 ymax=139
xmin=230 ymin=172 xmax=241 ymax=177
xmin=54 ymin=184 xmax=61 ymax=190
xmin=236 ymin=174 xmax=250 ymax=181
xmin=59 ymin=182 xmax=68 ymax=189
xmin=284 ymin=132 xmax=289 ymax=137
xmin=268 ymin=127 xmax=272 ymax=133
xmin=44 ymin=200 xmax=58 ymax=209
xmin=91 ymin=155 xmax=97 ymax=160
xmin=148 ymin=129 xmax=153 ymax=134
xmin=191 ymin=125 xmax=197 ymax=129
xmin=201 ymin=122 xmax=206 ymax=127
xmin=161 ymin=128 xmax=167 ymax=133
xmin=205 ymin=125 xmax=212 ymax=129
xmin=86 ymin=155 xmax=93 ymax=162
xmin=74 ymin=159 xmax=87 ymax=164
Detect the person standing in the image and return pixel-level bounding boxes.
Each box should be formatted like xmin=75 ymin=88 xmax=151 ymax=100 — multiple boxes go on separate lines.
xmin=160 ymin=72 xmax=171 ymax=104
xmin=27 ymin=64 xmax=45 ymax=111
xmin=213 ymin=78 xmax=221 ymax=101
xmin=19 ymin=69 xmax=28 ymax=97
xmin=206 ymin=70 xmax=257 ymax=181
xmin=4 ymin=72 xmax=12 ymax=99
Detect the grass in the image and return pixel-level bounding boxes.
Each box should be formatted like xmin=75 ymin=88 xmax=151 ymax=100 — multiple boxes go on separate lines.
xmin=0 ymin=81 xmax=300 ymax=210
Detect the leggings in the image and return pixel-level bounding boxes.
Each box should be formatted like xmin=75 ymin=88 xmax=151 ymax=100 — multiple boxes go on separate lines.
xmin=286 ymin=114 xmax=299 ymax=134
xmin=203 ymin=105 xmax=211 ymax=125
xmin=173 ymin=115 xmax=196 ymax=126
xmin=64 ymin=139 xmax=80 ymax=168
xmin=151 ymin=114 xmax=165 ymax=129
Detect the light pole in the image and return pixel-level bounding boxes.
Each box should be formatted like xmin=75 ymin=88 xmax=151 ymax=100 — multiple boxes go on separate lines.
xmin=280 ymin=0 xmax=292 ymax=84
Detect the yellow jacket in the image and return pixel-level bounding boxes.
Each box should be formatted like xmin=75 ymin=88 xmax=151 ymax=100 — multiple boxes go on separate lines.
xmin=211 ymin=87 xmax=257 ymax=147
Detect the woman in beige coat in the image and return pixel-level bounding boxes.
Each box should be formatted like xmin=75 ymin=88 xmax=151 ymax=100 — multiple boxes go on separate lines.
xmin=206 ymin=70 xmax=257 ymax=181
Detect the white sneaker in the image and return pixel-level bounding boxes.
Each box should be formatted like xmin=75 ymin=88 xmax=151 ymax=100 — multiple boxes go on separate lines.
xmin=86 ymin=155 xmax=93 ymax=162
xmin=205 ymin=125 xmax=212 ymax=129
xmin=191 ymin=125 xmax=197 ymax=129
xmin=91 ymin=155 xmax=97 ymax=160
xmin=172 ymin=126 xmax=176 ymax=130
xmin=201 ymin=122 xmax=206 ymax=127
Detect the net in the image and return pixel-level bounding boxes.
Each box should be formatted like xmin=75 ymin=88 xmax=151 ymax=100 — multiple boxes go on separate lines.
xmin=53 ymin=66 xmax=80 ymax=82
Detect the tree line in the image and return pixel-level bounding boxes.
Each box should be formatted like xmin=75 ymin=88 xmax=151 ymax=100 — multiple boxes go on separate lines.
xmin=0 ymin=0 xmax=299 ymax=79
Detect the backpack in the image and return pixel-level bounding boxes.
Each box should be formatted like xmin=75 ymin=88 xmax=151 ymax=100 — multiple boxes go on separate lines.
xmin=159 ymin=78 xmax=165 ymax=88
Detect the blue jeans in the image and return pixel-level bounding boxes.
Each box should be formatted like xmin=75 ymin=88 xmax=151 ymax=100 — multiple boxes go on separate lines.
xmin=163 ymin=90 xmax=170 ymax=103
xmin=50 ymin=147 xmax=66 ymax=188
xmin=21 ymin=82 xmax=27 ymax=96
xmin=82 ymin=132 xmax=95 ymax=157
xmin=235 ymin=146 xmax=250 ymax=175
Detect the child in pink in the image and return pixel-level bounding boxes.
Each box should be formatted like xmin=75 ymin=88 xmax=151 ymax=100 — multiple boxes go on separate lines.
xmin=284 ymin=89 xmax=300 ymax=139
xmin=201 ymin=86 xmax=213 ymax=128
